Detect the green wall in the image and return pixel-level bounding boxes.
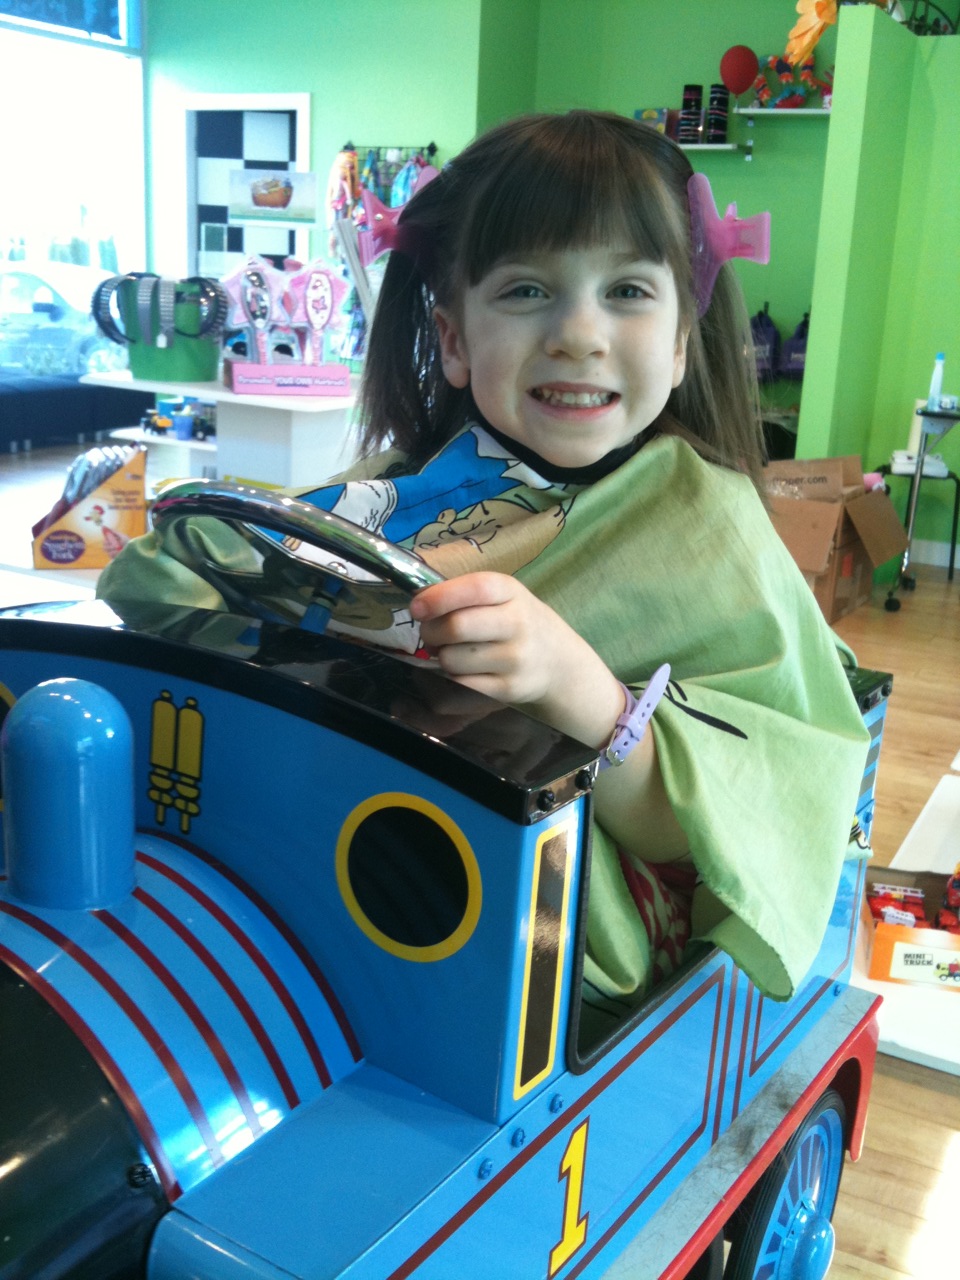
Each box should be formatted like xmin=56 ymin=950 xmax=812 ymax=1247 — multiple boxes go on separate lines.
xmin=477 ymin=0 xmax=540 ymax=131
xmin=534 ymin=0 xmax=839 ymax=354
xmin=143 ymin=0 xmax=485 ymax=264
xmin=801 ymin=6 xmax=960 ymax=546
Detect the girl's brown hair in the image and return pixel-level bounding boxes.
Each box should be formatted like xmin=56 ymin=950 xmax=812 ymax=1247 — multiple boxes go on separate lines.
xmin=359 ymin=110 xmax=764 ymax=490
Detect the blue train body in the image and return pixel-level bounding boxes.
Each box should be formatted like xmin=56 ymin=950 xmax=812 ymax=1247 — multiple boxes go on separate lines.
xmin=0 ymin=598 xmax=886 ymax=1280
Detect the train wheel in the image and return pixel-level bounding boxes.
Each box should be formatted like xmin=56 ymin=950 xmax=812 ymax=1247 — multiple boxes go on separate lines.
xmin=724 ymin=1088 xmax=847 ymax=1280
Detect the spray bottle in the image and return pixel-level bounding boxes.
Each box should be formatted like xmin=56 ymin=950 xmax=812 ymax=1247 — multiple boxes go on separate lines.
xmin=927 ymin=352 xmax=945 ymax=411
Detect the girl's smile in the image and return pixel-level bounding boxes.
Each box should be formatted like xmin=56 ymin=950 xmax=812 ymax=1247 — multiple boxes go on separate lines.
xmin=435 ymin=243 xmax=688 ymax=469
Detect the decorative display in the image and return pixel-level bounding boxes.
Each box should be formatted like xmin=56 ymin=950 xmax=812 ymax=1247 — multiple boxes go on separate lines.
xmin=749 ymin=52 xmax=832 ymax=109
xmin=220 ymin=255 xmax=350 ymax=395
xmin=786 ymin=0 xmax=838 ymax=66
xmin=228 ymin=168 xmax=319 ymax=226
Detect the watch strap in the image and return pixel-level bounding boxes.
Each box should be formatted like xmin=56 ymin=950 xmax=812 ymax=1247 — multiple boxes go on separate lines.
xmin=598 ymin=663 xmax=671 ymax=771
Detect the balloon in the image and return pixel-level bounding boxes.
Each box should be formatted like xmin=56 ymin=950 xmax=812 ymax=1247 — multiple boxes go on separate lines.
xmin=720 ymin=45 xmax=760 ymax=96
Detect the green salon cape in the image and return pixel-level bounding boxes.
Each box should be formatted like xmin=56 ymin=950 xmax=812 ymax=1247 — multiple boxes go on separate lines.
xmin=98 ymin=427 xmax=870 ymax=1003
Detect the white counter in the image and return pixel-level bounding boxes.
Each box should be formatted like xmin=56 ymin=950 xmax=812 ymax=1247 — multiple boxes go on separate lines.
xmin=83 ymin=370 xmax=362 ymax=489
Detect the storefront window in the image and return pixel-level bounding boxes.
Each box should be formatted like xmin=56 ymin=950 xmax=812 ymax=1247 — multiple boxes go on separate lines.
xmin=0 ymin=1 xmax=140 ymax=46
xmin=0 ymin=24 xmax=144 ymax=375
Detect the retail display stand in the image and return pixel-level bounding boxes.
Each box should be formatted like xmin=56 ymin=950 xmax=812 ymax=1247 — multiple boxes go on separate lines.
xmin=82 ymin=370 xmax=360 ymax=489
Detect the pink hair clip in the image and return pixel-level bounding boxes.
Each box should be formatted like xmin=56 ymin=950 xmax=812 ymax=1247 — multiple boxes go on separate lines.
xmin=687 ymin=172 xmax=770 ymax=317
xmin=358 ymin=165 xmax=440 ymax=267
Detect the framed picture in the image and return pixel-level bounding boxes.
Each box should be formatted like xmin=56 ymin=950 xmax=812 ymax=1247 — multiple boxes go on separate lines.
xmin=228 ymin=168 xmax=319 ymax=227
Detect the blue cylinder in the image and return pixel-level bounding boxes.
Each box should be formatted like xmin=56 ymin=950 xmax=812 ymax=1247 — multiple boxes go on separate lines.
xmin=2 ymin=678 xmax=135 ymax=910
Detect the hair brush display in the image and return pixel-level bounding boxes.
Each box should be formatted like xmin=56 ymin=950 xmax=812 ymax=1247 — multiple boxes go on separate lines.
xmin=220 ymin=255 xmax=350 ymax=396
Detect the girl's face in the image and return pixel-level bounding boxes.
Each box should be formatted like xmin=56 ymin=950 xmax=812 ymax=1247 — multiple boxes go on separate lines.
xmin=435 ymin=242 xmax=688 ymax=469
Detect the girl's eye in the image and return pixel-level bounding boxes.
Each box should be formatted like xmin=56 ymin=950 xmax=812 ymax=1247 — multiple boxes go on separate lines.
xmin=610 ymin=282 xmax=652 ymax=301
xmin=499 ymin=282 xmax=545 ymax=300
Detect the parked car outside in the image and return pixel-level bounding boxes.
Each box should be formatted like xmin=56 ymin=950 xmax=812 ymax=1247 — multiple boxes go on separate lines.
xmin=0 ymin=261 xmax=127 ymax=377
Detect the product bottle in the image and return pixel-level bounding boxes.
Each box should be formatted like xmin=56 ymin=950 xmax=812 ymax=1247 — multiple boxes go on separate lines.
xmin=927 ymin=352 xmax=945 ymax=411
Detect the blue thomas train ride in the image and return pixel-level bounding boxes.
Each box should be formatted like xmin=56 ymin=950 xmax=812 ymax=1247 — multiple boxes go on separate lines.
xmin=0 ymin=481 xmax=889 ymax=1280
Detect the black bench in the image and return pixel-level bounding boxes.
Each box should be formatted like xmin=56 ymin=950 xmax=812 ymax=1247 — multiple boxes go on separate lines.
xmin=0 ymin=372 xmax=154 ymax=453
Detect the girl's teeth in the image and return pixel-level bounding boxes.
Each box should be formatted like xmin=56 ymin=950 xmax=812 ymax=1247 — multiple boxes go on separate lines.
xmin=536 ymin=389 xmax=612 ymax=407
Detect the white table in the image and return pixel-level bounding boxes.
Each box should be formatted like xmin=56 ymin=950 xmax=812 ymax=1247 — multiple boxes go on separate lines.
xmin=83 ymin=370 xmax=361 ymax=489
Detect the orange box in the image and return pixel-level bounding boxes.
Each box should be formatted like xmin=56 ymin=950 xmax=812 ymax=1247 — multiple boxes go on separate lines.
xmin=861 ymin=866 xmax=960 ymax=991
xmin=32 ymin=447 xmax=147 ymax=570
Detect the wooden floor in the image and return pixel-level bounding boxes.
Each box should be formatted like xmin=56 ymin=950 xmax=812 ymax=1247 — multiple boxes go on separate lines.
xmin=831 ymin=581 xmax=960 ymax=1279
xmin=1 ymin=445 xmax=958 ymax=1277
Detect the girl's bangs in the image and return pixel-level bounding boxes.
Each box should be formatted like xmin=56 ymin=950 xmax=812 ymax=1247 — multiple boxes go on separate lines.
xmin=459 ymin=118 xmax=688 ymax=283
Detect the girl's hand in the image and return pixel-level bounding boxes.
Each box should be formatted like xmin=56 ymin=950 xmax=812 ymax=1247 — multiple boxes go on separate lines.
xmin=411 ymin=572 xmax=687 ymax=861
xmin=410 ymin=572 xmax=622 ymax=744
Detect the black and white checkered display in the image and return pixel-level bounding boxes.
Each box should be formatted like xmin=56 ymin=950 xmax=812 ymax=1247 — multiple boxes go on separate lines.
xmin=194 ymin=109 xmax=297 ymax=273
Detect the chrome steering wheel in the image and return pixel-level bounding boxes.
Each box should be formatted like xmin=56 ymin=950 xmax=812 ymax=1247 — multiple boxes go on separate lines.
xmin=151 ymin=478 xmax=443 ymax=628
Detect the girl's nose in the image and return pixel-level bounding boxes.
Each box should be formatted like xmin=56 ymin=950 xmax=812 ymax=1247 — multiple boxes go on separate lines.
xmin=544 ymin=297 xmax=609 ymax=360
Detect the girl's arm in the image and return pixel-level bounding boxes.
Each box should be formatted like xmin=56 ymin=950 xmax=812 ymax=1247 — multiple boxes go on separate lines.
xmin=410 ymin=572 xmax=688 ymax=862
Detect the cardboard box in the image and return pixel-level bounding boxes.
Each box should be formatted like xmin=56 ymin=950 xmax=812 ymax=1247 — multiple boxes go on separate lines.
xmin=32 ymin=447 xmax=147 ymax=570
xmin=765 ymin=456 xmax=908 ymax=622
xmin=860 ymin=865 xmax=960 ymax=991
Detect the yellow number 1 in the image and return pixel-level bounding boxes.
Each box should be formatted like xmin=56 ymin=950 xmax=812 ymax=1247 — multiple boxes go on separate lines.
xmin=548 ymin=1118 xmax=590 ymax=1276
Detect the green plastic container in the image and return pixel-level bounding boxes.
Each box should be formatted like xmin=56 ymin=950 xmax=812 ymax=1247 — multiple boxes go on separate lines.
xmin=118 ymin=278 xmax=221 ymax=382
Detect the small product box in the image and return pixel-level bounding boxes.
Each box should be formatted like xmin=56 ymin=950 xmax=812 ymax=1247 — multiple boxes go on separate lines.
xmin=32 ymin=446 xmax=147 ymax=570
xmin=860 ymin=865 xmax=960 ymax=991
xmin=764 ymin=456 xmax=908 ymax=622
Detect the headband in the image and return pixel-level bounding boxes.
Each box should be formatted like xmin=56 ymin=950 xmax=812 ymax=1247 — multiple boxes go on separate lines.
xmin=687 ymin=173 xmax=770 ymax=317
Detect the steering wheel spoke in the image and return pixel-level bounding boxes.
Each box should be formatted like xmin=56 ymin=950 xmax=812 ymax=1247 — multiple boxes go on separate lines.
xmin=151 ymin=478 xmax=444 ymax=629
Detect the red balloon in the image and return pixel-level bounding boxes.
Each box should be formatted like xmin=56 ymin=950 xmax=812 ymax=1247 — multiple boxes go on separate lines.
xmin=720 ymin=45 xmax=760 ymax=96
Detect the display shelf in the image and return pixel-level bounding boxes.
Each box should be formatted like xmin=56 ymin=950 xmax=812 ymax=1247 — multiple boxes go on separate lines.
xmin=83 ymin=371 xmax=360 ymax=489
xmin=679 ymin=143 xmax=739 ymax=152
xmin=734 ymin=107 xmax=831 ymax=115
xmin=733 ymin=104 xmax=830 ymax=160
xmin=110 ymin=426 xmax=217 ymax=483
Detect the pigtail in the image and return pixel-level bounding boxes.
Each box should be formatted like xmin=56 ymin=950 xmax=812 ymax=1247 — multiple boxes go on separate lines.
xmin=670 ymin=262 xmax=766 ymax=496
xmin=358 ymin=170 xmax=472 ymax=464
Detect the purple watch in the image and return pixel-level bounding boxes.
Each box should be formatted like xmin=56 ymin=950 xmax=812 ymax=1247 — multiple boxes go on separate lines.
xmin=598 ymin=663 xmax=671 ymax=771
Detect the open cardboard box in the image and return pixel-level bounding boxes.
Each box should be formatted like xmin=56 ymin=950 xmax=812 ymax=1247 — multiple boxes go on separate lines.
xmin=765 ymin=456 xmax=908 ymax=622
xmin=860 ymin=864 xmax=960 ymax=991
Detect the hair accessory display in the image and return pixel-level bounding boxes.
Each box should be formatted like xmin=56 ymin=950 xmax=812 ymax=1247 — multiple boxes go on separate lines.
xmin=598 ymin=664 xmax=672 ymax=772
xmin=687 ymin=172 xmax=771 ymax=318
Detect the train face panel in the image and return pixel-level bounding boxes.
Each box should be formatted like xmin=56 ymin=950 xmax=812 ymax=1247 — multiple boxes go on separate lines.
xmin=0 ymin=601 xmax=884 ymax=1279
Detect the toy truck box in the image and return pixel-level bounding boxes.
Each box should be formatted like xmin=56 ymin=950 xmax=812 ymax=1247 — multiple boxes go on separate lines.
xmin=860 ymin=864 xmax=960 ymax=991
xmin=765 ymin=456 xmax=907 ymax=623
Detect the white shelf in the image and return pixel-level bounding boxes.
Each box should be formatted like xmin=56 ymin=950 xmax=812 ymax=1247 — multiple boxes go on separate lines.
xmin=734 ymin=107 xmax=830 ymax=116
xmin=679 ymin=143 xmax=739 ymax=151
xmin=84 ymin=371 xmax=361 ymax=489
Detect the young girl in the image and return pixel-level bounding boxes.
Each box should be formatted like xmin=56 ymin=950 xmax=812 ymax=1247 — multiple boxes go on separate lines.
xmin=99 ymin=110 xmax=869 ymax=1014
